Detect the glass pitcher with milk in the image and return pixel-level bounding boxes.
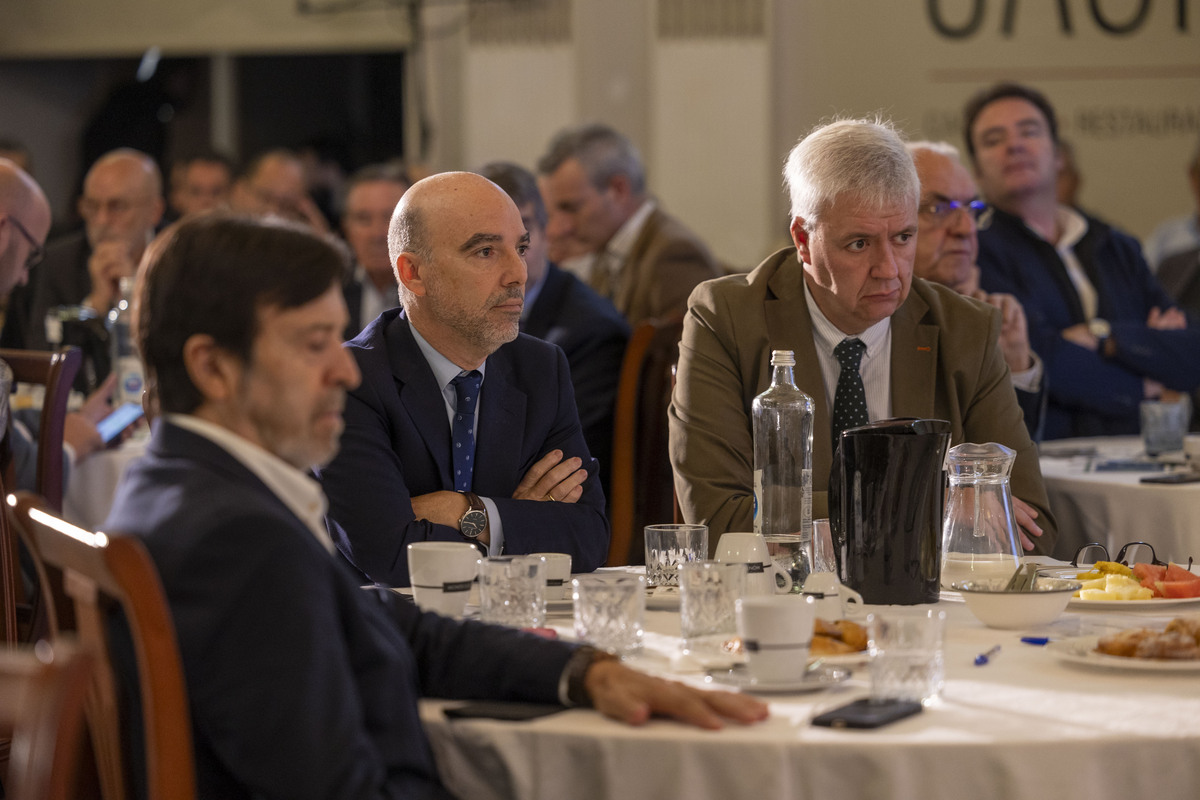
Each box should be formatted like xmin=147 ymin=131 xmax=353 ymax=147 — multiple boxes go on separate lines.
xmin=940 ymin=442 xmax=1022 ymax=588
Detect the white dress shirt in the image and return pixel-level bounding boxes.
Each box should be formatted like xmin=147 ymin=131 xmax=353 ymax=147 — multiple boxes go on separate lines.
xmin=802 ymin=278 xmax=893 ymax=422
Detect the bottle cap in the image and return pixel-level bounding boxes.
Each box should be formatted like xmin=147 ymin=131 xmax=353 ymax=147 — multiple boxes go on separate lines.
xmin=769 ymin=349 xmax=795 ymax=367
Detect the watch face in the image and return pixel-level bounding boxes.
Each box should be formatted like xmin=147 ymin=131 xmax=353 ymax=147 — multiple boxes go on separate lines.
xmin=461 ymin=509 xmax=487 ymax=538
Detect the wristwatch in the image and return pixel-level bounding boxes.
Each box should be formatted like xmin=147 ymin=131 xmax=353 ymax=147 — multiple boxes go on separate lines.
xmin=1088 ymin=318 xmax=1111 ymax=356
xmin=459 ymin=492 xmax=488 ymax=539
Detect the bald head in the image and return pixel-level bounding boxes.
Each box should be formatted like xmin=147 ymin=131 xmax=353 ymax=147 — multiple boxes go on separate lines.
xmin=388 ymin=171 xmax=530 ymax=368
xmin=0 ymin=158 xmax=51 ymax=297
xmin=80 ymin=148 xmax=164 ymax=253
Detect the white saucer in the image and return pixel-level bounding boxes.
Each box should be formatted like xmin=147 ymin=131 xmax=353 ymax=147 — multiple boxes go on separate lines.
xmin=706 ymin=664 xmax=849 ymax=693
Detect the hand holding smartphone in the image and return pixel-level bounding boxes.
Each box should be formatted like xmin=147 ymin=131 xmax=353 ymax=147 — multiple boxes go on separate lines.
xmin=97 ymin=401 xmax=145 ymax=444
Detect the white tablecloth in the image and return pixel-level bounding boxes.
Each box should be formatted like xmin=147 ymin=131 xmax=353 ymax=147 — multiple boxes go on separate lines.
xmin=63 ymin=436 xmax=148 ymax=531
xmin=421 ymin=595 xmax=1200 ymax=800
xmin=1039 ymin=436 xmax=1200 ymax=563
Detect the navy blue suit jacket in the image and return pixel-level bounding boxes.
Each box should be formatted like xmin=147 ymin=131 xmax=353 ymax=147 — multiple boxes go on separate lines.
xmin=105 ymin=420 xmax=573 ymax=800
xmin=522 ymin=264 xmax=630 ymax=498
xmin=978 ymin=208 xmax=1200 ymax=438
xmin=318 ymin=309 xmax=610 ymax=586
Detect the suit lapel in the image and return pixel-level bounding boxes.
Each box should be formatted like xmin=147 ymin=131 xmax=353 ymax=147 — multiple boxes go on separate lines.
xmin=386 ymin=315 xmax=455 ymax=486
xmin=890 ymin=285 xmax=937 ymax=419
xmin=522 ymin=265 xmax=567 ymax=339
xmin=473 ymin=345 xmax=527 ymax=494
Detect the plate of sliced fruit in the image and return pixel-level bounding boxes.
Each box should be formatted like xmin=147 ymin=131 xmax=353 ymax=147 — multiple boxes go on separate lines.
xmin=1048 ymin=561 xmax=1200 ymax=608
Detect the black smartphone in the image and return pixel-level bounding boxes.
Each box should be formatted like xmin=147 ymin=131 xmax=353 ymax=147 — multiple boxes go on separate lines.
xmin=811 ymin=698 xmax=923 ymax=729
xmin=1140 ymin=472 xmax=1200 ymax=485
xmin=443 ymin=702 xmax=564 ymax=721
xmin=97 ymin=401 xmax=146 ymax=444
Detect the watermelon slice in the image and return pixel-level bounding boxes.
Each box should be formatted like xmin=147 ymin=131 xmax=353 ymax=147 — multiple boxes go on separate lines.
xmin=1133 ymin=563 xmax=1167 ymax=583
xmin=1164 ymin=563 xmax=1200 ymax=583
xmin=1155 ymin=580 xmax=1200 ymax=599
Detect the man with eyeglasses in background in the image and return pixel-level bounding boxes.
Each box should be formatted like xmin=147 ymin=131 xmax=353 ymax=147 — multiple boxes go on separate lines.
xmin=2 ymin=148 xmax=165 ymax=356
xmin=965 ymin=82 xmax=1200 ymax=439
xmin=0 ymin=158 xmax=121 ymax=489
xmin=908 ymin=140 xmax=1045 ymax=440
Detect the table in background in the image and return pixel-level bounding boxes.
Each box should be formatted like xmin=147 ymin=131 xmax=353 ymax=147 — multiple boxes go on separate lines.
xmin=421 ymin=587 xmax=1200 ymax=800
xmin=63 ymin=436 xmax=147 ymax=531
xmin=1039 ymin=436 xmax=1200 ymax=563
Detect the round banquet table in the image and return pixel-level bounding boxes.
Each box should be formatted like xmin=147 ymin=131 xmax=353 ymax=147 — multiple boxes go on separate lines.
xmin=420 ymin=580 xmax=1200 ymax=800
xmin=1038 ymin=436 xmax=1200 ymax=564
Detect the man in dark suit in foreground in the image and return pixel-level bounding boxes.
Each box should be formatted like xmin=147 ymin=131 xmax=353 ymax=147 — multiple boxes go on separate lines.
xmin=319 ymin=172 xmax=611 ymax=587
xmin=477 ymin=161 xmax=629 ymax=500
xmin=106 ymin=213 xmax=767 ymax=799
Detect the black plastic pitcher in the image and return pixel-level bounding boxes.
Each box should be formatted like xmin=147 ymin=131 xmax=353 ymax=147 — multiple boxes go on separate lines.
xmin=829 ymin=418 xmax=951 ymax=604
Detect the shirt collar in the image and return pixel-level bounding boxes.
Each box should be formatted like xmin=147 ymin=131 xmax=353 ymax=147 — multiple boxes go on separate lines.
xmin=409 ymin=321 xmax=488 ymax=390
xmin=1055 ymin=205 xmax=1089 ymax=252
xmin=163 ymin=413 xmax=333 ymax=553
xmin=802 ymin=274 xmax=891 ymax=356
xmin=605 ymin=199 xmax=656 ymax=262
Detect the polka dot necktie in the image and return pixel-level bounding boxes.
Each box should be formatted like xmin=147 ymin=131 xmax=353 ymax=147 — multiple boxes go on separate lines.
xmin=450 ymin=370 xmax=483 ymax=492
xmin=832 ymin=338 xmax=869 ymax=447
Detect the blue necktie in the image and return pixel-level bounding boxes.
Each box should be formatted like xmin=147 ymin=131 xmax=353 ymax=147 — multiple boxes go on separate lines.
xmin=832 ymin=338 xmax=869 ymax=447
xmin=451 ymin=370 xmax=483 ymax=492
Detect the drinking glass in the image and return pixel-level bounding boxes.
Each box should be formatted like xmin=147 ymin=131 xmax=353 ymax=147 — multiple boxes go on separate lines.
xmin=644 ymin=524 xmax=708 ymax=587
xmin=479 ymin=556 xmax=545 ymax=628
xmin=572 ymin=574 xmax=645 ymax=655
xmin=679 ymin=561 xmax=745 ymax=658
xmin=1141 ymin=398 xmax=1190 ymax=456
xmin=867 ymin=610 xmax=946 ymax=705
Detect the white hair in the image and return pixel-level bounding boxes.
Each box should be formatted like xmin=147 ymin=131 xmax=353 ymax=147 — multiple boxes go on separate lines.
xmin=783 ymin=118 xmax=919 ymax=231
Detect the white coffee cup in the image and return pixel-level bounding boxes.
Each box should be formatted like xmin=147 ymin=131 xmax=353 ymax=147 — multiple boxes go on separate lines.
xmin=715 ymin=532 xmax=794 ymax=596
xmin=407 ymin=542 xmax=481 ymax=616
xmin=1185 ymin=434 xmax=1200 ymax=473
xmin=531 ymin=552 xmax=573 ymax=601
xmin=800 ymin=571 xmax=864 ymax=619
xmin=735 ymin=595 xmax=815 ymax=683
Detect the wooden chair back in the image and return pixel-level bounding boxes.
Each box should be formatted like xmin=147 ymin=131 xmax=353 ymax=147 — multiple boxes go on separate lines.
xmin=8 ymin=492 xmax=195 ymax=800
xmin=0 ymin=348 xmax=83 ymax=511
xmin=607 ymin=317 xmax=684 ymax=566
xmin=0 ymin=640 xmax=92 ymax=800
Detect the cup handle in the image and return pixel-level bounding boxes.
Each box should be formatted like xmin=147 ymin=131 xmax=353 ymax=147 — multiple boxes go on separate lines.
xmin=771 ymin=561 xmax=794 ymax=594
xmin=842 ymin=586 xmax=864 ymax=613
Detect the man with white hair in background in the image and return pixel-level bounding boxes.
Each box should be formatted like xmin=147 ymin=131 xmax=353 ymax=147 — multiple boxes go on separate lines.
xmin=907 ymin=140 xmax=1045 ymax=440
xmin=669 ymin=118 xmax=1055 ymax=554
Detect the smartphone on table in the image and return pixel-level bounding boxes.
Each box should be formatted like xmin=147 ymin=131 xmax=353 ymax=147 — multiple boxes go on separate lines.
xmin=811 ymin=698 xmax=923 ymax=729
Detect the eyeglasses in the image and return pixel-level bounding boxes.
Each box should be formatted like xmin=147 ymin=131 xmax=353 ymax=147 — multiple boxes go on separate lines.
xmin=1070 ymin=541 xmax=1169 ymax=568
xmin=5 ymin=214 xmax=44 ymax=270
xmin=918 ymin=199 xmax=988 ymax=225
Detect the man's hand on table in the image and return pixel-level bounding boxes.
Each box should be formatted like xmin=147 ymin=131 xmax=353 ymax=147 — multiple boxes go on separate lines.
xmin=584 ymin=658 xmax=769 ymax=731
xmin=1013 ymin=497 xmax=1043 ymax=552
xmin=513 ymin=449 xmax=587 ymax=503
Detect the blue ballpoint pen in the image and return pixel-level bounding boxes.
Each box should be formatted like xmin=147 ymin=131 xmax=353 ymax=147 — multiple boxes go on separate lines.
xmin=974 ymin=645 xmax=1002 ymax=666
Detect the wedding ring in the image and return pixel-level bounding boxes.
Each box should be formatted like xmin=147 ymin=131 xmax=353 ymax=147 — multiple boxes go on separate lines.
xmin=545 ymin=494 xmax=557 ymax=502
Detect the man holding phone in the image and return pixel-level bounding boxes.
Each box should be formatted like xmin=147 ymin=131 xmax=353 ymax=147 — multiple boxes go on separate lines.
xmin=0 ymin=158 xmax=126 ymax=491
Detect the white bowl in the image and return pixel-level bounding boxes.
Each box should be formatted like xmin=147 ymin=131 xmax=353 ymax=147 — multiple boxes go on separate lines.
xmin=951 ymin=577 xmax=1082 ymax=630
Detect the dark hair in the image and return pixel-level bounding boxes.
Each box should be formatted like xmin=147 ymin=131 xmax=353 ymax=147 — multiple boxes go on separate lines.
xmin=172 ymin=148 xmax=237 ymax=175
xmin=477 ymin=161 xmax=546 ymax=228
xmin=962 ymin=82 xmax=1059 ymax=163
xmin=136 ymin=213 xmax=349 ymax=414
xmin=343 ymin=161 xmax=411 ymax=202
